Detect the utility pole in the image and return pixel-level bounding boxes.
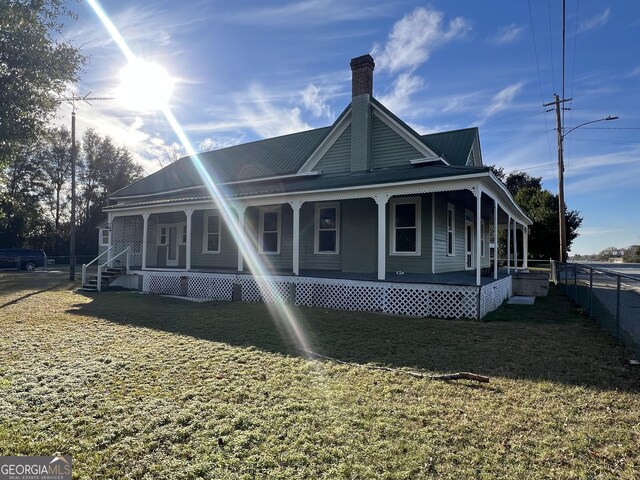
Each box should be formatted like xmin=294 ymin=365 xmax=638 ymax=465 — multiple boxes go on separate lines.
xmin=60 ymin=93 xmax=113 ymax=280
xmin=544 ymin=94 xmax=571 ymax=263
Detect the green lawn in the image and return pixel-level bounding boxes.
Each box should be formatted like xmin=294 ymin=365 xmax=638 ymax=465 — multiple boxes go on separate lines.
xmin=0 ymin=271 xmax=638 ymax=479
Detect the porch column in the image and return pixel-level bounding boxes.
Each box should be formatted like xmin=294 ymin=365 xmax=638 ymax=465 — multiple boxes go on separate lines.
xmin=236 ymin=206 xmax=246 ymax=272
xmin=493 ymin=199 xmax=498 ymax=280
xmin=141 ymin=212 xmax=150 ymax=269
xmin=524 ymin=226 xmax=529 ymax=269
xmin=513 ymin=220 xmax=518 ymax=272
xmin=185 ymin=208 xmax=194 ymax=270
xmin=374 ymin=194 xmax=389 ymax=281
xmin=507 ymin=216 xmax=511 ymax=274
xmin=475 ymin=186 xmax=482 ymax=286
xmin=289 ymin=201 xmax=302 ymax=276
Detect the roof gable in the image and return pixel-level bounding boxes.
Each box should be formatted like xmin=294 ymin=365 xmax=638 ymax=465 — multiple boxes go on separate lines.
xmin=420 ymin=128 xmax=480 ymax=167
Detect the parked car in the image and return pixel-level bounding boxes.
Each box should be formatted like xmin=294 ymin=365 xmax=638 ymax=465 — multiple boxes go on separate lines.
xmin=0 ymin=248 xmax=47 ymax=271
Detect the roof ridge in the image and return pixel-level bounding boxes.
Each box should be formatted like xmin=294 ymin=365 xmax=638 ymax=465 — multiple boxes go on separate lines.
xmin=192 ymin=125 xmax=332 ymax=157
xmin=421 ymin=126 xmax=478 ymax=136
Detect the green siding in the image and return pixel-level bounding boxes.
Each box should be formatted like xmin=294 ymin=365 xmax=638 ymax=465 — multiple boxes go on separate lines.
xmin=386 ymin=194 xmax=433 ymax=274
xmin=350 ymin=95 xmax=371 ymax=172
xmin=315 ymin=125 xmax=351 ymax=174
xmin=190 ymin=210 xmax=238 ymax=270
xmin=433 ymin=192 xmax=491 ymax=274
xmin=244 ymin=205 xmax=293 ymax=272
xmin=341 ymin=198 xmax=377 ymax=273
xmin=372 ymin=113 xmax=423 ymax=170
xmin=300 ymin=202 xmax=342 ymax=270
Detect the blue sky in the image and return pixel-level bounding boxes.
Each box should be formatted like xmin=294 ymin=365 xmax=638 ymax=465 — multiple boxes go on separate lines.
xmin=59 ymin=0 xmax=640 ymax=255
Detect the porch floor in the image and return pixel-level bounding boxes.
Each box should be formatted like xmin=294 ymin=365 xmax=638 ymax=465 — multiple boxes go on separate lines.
xmin=145 ymin=267 xmax=514 ymax=286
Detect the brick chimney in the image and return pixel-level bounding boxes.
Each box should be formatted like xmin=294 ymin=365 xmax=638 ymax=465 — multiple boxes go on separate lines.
xmin=350 ymin=54 xmax=375 ymax=97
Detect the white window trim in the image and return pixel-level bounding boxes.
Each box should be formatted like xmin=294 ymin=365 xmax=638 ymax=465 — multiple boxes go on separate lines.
xmin=390 ymin=196 xmax=421 ymax=256
xmin=157 ymin=223 xmax=186 ymax=246
xmin=259 ymin=206 xmax=281 ymax=255
xmin=202 ymin=212 xmax=221 ymax=254
xmin=99 ymin=228 xmax=110 ymax=247
xmin=481 ymin=219 xmax=486 ymax=258
xmin=314 ymin=202 xmax=340 ymax=255
xmin=446 ymin=202 xmax=455 ymax=256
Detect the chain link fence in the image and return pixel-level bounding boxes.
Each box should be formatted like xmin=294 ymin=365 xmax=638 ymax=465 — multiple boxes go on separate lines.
xmin=553 ymin=262 xmax=640 ymax=357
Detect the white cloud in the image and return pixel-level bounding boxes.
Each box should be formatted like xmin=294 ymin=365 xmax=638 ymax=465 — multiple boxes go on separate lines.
xmin=67 ymin=5 xmax=206 ymax=52
xmin=301 ymin=84 xmax=333 ymax=118
xmin=375 ymin=7 xmax=471 ymax=73
xmin=578 ymin=8 xmax=611 ymax=33
xmin=237 ymin=85 xmax=312 ymax=138
xmin=479 ymin=82 xmax=524 ymax=120
xmin=489 ymin=24 xmax=525 ymax=45
xmin=220 ymin=0 xmax=394 ymax=26
xmin=378 ymin=73 xmax=424 ymax=115
xmin=628 ymin=65 xmax=640 ymax=77
xmin=198 ymin=136 xmax=245 ymax=152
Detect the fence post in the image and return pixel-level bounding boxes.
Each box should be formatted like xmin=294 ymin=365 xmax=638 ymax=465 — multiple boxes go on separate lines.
xmin=589 ymin=267 xmax=593 ymax=318
xmin=564 ymin=262 xmax=568 ymax=292
xmin=615 ymin=275 xmax=621 ymax=340
xmin=574 ymin=264 xmax=578 ymax=300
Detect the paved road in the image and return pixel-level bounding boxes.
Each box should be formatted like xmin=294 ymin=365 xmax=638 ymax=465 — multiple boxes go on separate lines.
xmin=574 ymin=262 xmax=640 ymax=279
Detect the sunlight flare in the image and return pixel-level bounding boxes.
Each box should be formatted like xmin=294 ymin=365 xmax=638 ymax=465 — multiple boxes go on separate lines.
xmin=117 ymin=59 xmax=174 ymax=112
xmin=87 ymin=0 xmax=312 ymax=354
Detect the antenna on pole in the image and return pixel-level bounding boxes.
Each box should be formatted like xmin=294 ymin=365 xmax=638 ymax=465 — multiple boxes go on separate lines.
xmin=59 ymin=92 xmax=114 ymax=281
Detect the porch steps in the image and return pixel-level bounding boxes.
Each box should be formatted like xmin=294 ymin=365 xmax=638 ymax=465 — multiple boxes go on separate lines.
xmin=79 ymin=267 xmax=127 ymax=292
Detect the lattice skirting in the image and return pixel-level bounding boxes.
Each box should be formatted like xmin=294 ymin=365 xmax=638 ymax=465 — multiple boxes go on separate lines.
xmin=137 ymin=271 xmax=511 ymax=319
xmin=479 ymin=276 xmax=512 ymax=317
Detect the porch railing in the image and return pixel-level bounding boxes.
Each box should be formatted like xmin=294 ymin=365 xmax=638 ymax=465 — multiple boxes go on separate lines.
xmin=82 ymin=247 xmax=112 ymax=287
xmin=82 ymin=247 xmax=130 ymax=291
xmin=97 ymin=247 xmax=130 ymax=291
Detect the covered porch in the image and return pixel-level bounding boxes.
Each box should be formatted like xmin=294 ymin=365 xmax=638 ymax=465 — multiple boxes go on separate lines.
xmin=104 ymin=179 xmax=531 ymax=287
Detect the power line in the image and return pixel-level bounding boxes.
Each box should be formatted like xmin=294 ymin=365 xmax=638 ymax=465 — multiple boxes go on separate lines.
xmin=547 ymin=0 xmax=556 ymax=94
xmin=528 ymin=0 xmax=555 ymax=176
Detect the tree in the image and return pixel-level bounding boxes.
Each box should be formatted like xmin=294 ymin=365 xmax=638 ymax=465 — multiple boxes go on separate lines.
xmin=76 ymin=129 xmax=143 ymax=254
xmin=39 ymin=126 xmax=72 ymax=252
xmin=0 ymin=141 xmax=50 ymax=248
xmin=490 ymin=166 xmax=583 ymax=260
xmin=623 ymin=245 xmax=640 ymax=264
xmin=0 ymin=0 xmax=85 ymax=167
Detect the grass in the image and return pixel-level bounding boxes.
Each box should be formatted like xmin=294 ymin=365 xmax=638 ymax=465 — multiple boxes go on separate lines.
xmin=0 ymin=271 xmax=639 ymax=479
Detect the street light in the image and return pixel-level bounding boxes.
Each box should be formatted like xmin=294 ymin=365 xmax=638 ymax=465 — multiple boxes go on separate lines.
xmin=556 ymin=104 xmax=618 ymax=263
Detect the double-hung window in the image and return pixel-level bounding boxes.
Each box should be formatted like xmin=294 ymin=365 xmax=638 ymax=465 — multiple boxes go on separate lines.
xmin=447 ymin=203 xmax=455 ymax=256
xmin=314 ymin=203 xmax=339 ymax=254
xmin=158 ymin=226 xmax=168 ymax=245
xmin=259 ymin=207 xmax=280 ymax=254
xmin=480 ymin=219 xmax=486 ymax=257
xmin=99 ymin=228 xmax=110 ymax=247
xmin=390 ymin=197 xmax=421 ymax=255
xmin=203 ymin=213 xmax=221 ymax=253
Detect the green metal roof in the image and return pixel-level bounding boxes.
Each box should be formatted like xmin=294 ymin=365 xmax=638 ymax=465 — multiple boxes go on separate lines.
xmin=106 ymin=164 xmax=489 ymax=210
xmin=421 ymin=128 xmax=478 ymax=167
xmin=111 ymin=97 xmax=481 ymax=201
xmin=111 ymin=126 xmax=332 ymax=198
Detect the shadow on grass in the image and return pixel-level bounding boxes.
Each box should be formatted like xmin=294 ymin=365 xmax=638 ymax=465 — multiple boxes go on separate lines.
xmin=0 ymin=271 xmax=73 ymax=305
xmin=69 ymin=286 xmax=639 ymax=392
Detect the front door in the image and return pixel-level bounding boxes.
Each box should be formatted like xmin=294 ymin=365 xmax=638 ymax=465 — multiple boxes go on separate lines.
xmin=166 ymin=226 xmax=178 ymax=266
xmin=465 ymin=220 xmax=473 ymax=270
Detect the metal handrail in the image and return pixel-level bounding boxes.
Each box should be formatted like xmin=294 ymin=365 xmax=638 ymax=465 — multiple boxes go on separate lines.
xmin=82 ymin=247 xmax=113 ymax=286
xmin=97 ymin=247 xmax=130 ymax=291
